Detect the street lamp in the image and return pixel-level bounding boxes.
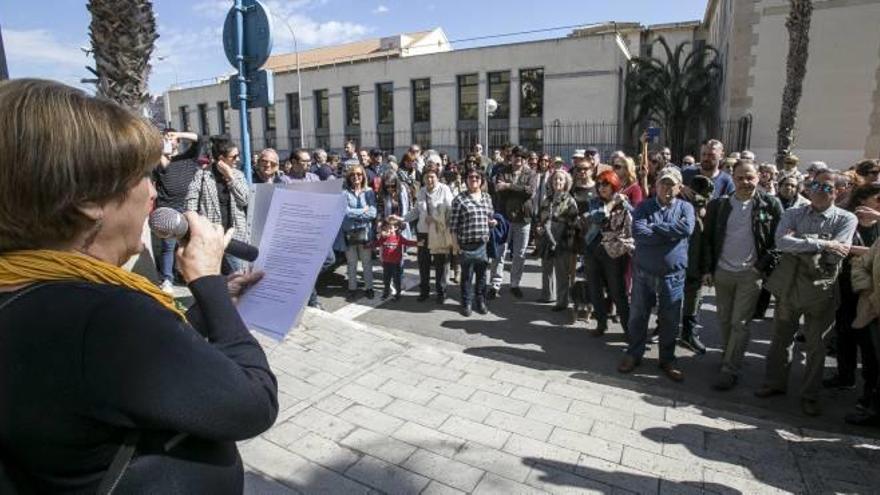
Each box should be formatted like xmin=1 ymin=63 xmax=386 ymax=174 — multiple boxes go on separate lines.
xmin=275 ymin=14 xmax=304 ymax=148
xmin=484 ymin=98 xmax=498 ymax=155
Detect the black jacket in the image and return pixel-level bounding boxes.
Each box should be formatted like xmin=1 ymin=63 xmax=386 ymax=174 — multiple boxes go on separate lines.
xmin=703 ymin=191 xmax=784 ymax=275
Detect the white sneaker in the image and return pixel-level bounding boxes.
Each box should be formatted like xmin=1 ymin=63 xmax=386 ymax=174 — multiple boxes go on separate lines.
xmin=160 ymin=279 xmax=175 ymax=295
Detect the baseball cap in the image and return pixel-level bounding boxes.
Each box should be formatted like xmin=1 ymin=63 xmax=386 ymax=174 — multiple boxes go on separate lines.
xmin=572 ymin=149 xmax=586 ymax=159
xmin=657 ymin=167 xmax=683 ymax=185
xmin=585 ymin=147 xmax=600 ymax=156
xmin=783 ymin=153 xmax=799 ymax=165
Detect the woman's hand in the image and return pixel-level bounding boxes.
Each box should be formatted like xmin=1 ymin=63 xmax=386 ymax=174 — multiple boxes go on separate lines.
xmin=227 ymin=271 xmax=265 ymax=304
xmin=855 ymin=206 xmax=880 ymax=224
xmin=215 ymin=160 xmax=235 ymax=180
xmin=176 ymin=212 xmax=234 ymax=282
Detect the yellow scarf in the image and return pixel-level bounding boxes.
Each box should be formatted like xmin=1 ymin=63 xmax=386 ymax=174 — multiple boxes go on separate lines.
xmin=0 ymin=250 xmax=187 ymax=321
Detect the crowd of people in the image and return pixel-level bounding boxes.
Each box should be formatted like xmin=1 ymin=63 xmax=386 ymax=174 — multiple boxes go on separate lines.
xmin=154 ymin=129 xmax=880 ymax=427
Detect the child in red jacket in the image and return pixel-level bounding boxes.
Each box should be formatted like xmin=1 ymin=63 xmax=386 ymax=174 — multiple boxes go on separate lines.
xmin=373 ymin=218 xmax=419 ymax=299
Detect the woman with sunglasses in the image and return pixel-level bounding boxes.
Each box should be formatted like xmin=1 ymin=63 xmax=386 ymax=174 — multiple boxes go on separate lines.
xmin=185 ymin=136 xmax=250 ymax=274
xmin=583 ymin=170 xmax=634 ymax=336
xmin=449 ymin=167 xmax=497 ymax=316
xmin=611 ymin=155 xmax=643 ymax=207
xmin=827 ymin=184 xmax=880 ymax=415
xmin=569 ymin=161 xmax=600 ymax=321
xmin=336 ymin=165 xmax=378 ymax=300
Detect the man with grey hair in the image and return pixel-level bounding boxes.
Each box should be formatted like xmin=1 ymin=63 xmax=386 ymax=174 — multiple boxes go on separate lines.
xmin=311 ymin=148 xmax=334 ymax=181
xmin=757 ymin=169 xmax=857 ymax=416
xmin=253 ymin=148 xmax=289 ymax=184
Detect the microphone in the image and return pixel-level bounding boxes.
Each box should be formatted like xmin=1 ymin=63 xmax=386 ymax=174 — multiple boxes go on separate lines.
xmin=149 ymin=207 xmax=259 ymax=262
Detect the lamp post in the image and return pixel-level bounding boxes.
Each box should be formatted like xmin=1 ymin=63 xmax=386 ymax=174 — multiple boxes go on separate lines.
xmin=484 ymin=98 xmax=498 ymax=155
xmin=276 ymin=15 xmax=304 ymax=148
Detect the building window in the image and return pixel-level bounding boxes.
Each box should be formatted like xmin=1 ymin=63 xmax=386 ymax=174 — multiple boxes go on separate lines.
xmin=197 ymin=103 xmax=209 ymax=135
xmin=412 ymin=78 xmax=431 ymax=124
xmin=286 ymin=92 xmax=301 ymax=151
xmin=314 ymin=89 xmax=329 ymax=150
xmin=344 ymin=86 xmax=361 ymax=145
xmin=314 ymin=89 xmax=329 ymax=130
xmin=457 ymin=74 xmax=478 ymax=121
xmin=263 ymin=105 xmax=276 ymax=149
xmin=376 ymin=82 xmax=394 ymax=153
xmin=217 ymin=101 xmax=230 ymax=135
xmin=377 ymin=83 xmax=394 ymax=125
xmin=488 ymin=71 xmax=510 ymax=120
xmin=520 ymin=68 xmax=544 ymax=118
xmin=344 ymin=86 xmax=360 ymax=127
xmin=178 ymin=105 xmax=189 ymax=132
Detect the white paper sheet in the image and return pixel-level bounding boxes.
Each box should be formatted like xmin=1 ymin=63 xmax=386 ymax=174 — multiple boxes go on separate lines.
xmin=237 ymin=187 xmax=346 ymax=340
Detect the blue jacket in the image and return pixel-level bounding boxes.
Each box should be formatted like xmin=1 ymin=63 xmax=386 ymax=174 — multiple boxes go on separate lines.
xmin=631 ymin=198 xmax=694 ymax=276
xmin=488 ymin=213 xmax=510 ymax=260
xmin=334 ymin=189 xmax=378 ymax=251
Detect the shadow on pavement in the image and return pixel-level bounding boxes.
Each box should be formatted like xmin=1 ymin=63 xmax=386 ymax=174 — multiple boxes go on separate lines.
xmin=522 ymin=457 xmax=737 ymax=494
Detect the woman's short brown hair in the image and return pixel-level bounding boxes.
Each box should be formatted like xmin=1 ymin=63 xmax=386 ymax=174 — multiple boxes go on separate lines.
xmin=345 ymin=165 xmax=367 ymax=190
xmin=0 ymin=79 xmax=161 ymax=253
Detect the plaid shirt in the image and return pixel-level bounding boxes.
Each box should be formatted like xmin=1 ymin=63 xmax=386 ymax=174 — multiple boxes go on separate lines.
xmin=449 ymin=191 xmax=494 ymax=245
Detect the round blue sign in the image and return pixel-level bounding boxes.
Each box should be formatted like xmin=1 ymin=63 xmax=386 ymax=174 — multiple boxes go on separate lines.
xmin=222 ymin=0 xmax=274 ymax=70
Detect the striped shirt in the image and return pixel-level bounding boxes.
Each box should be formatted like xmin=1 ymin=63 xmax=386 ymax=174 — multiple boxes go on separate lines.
xmin=449 ymin=191 xmax=494 ymax=245
xmin=152 ymin=158 xmax=200 ymax=212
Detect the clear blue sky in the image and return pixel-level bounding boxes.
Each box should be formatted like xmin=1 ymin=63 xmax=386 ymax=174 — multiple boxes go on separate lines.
xmin=2 ymin=0 xmax=708 ymax=95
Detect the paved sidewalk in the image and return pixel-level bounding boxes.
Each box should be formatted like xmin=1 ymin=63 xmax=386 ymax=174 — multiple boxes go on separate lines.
xmin=240 ymin=309 xmax=880 ymax=495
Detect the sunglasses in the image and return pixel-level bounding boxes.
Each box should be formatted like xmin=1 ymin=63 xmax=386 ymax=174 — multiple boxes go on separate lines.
xmin=258 ymin=159 xmax=279 ymax=166
xmin=351 ymin=173 xmax=364 ymax=177
xmin=574 ymin=167 xmax=590 ymax=173
xmin=597 ymin=181 xmax=612 ymax=187
xmin=808 ymin=182 xmax=834 ymax=194
xmin=612 ymin=164 xmax=626 ymax=170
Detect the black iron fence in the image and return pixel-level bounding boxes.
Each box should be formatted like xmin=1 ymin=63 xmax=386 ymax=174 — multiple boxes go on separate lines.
xmin=230 ymin=117 xmax=752 ymax=163
xmin=233 ymin=122 xmax=624 ymax=162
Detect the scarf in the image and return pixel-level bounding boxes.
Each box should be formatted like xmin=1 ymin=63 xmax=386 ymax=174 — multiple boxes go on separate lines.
xmin=0 ymin=250 xmax=186 ymax=321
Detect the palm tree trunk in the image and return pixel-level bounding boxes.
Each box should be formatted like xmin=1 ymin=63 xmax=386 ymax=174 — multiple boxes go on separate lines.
xmin=776 ymin=0 xmax=813 ymax=167
xmin=87 ymin=0 xmax=158 ymax=112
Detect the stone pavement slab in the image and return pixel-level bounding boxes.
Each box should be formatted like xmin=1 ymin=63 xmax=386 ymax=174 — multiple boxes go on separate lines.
xmin=241 ymin=308 xmax=879 ymax=495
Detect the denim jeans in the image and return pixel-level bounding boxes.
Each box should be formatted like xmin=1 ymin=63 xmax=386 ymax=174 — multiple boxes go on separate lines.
xmin=459 ymin=243 xmax=488 ymax=307
xmin=346 ymin=244 xmax=373 ymax=291
xmin=158 ymin=237 xmax=177 ymax=282
xmin=626 ymin=268 xmax=685 ymax=363
xmin=490 ymin=222 xmax=530 ymax=289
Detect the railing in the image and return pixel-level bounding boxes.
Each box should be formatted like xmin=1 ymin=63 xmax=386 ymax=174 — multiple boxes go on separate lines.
xmin=228 ymin=122 xmax=625 ymax=161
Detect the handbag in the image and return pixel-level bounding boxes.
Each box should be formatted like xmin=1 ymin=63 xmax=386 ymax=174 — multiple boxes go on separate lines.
xmin=345 ymin=193 xmax=370 ymax=245
xmin=0 ymin=283 xmax=139 ymax=495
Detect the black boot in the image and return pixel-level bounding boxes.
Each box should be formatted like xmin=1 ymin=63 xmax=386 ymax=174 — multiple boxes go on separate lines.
xmin=475 ymin=299 xmax=488 ymax=315
xmin=678 ymin=317 xmax=706 ymax=355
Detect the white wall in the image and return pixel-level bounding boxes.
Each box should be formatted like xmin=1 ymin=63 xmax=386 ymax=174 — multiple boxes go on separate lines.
xmin=166 ymin=33 xmax=625 ymax=156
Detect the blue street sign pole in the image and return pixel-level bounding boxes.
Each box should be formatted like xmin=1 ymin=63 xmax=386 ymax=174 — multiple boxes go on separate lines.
xmin=234 ymin=0 xmax=252 ymax=184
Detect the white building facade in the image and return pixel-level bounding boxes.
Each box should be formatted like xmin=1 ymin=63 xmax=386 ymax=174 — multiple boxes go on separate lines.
xmin=166 ymin=1 xmax=880 ymax=167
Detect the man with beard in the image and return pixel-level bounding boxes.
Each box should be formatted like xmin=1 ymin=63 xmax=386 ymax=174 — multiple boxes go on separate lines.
xmin=703 ymin=160 xmax=783 ymax=390
xmin=682 ymin=139 xmax=735 ymax=200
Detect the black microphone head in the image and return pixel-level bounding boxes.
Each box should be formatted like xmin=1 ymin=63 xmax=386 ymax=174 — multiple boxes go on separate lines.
xmin=149 ymin=207 xmax=188 ymax=240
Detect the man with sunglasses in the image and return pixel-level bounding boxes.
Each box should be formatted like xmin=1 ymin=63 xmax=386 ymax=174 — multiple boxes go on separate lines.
xmin=758 ymin=170 xmax=857 ymax=416
xmin=253 ymin=148 xmax=289 ymax=184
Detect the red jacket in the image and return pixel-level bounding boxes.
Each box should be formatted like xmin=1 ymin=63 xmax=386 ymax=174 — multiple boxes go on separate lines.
xmin=373 ymin=233 xmax=418 ymax=264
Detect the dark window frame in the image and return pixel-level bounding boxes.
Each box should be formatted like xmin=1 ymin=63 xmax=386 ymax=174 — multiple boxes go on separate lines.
xmin=519 ymin=68 xmax=545 ymax=119
xmin=178 ymin=105 xmax=189 ymax=132
xmin=197 ymin=103 xmax=209 ymax=135
xmin=411 ymin=78 xmax=431 ymax=124
xmin=457 ymin=73 xmax=479 ymax=122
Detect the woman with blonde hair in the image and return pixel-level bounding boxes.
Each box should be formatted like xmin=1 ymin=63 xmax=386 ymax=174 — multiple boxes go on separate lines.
xmin=334 ymin=165 xmax=378 ymax=300
xmin=611 ymin=154 xmax=643 ymax=207
xmin=536 ymin=169 xmax=580 ymax=311
xmin=0 ymin=79 xmax=275 ymax=493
